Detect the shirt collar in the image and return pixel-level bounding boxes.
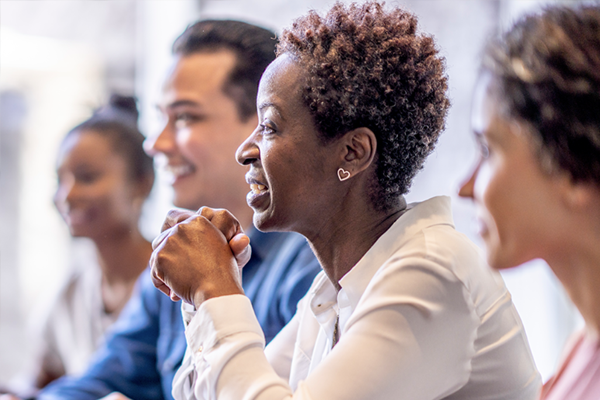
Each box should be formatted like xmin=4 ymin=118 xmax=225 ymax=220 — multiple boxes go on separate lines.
xmin=339 ymin=195 xmax=454 ymax=311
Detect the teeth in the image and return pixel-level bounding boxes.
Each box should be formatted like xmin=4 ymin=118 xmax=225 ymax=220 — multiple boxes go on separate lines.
xmin=250 ymin=183 xmax=267 ymax=194
xmin=167 ymin=164 xmax=193 ymax=177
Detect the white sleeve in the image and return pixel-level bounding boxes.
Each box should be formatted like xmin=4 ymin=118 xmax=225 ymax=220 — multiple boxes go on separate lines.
xmin=183 ymin=295 xmax=292 ymax=400
xmin=179 ymin=253 xmax=480 ymax=400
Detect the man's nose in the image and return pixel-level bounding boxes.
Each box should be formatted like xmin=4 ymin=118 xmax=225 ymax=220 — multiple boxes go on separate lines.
xmin=144 ymin=122 xmax=175 ymax=157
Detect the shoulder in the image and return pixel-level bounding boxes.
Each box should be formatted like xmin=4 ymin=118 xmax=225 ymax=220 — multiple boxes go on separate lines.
xmin=366 ymin=197 xmax=507 ymax=314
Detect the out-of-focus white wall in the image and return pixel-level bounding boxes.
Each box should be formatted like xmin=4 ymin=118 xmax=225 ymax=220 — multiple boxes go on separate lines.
xmin=0 ymin=28 xmax=105 ymax=383
xmin=0 ymin=0 xmax=139 ymax=384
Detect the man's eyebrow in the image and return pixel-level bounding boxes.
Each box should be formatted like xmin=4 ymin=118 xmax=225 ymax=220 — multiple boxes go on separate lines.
xmin=258 ymin=101 xmax=285 ymax=121
xmin=164 ymin=100 xmax=202 ymax=110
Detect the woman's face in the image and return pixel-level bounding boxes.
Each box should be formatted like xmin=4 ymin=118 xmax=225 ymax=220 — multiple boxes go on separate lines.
xmin=459 ymin=73 xmax=567 ymax=269
xmin=236 ymin=55 xmax=339 ymax=233
xmin=54 ymin=130 xmax=143 ymax=239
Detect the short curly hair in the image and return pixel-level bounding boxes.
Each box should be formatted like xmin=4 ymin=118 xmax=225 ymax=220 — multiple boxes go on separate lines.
xmin=278 ymin=1 xmax=449 ymax=208
xmin=483 ymin=5 xmax=600 ymax=187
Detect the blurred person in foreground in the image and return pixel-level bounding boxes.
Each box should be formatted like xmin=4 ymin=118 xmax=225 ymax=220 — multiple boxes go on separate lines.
xmin=27 ymin=20 xmax=320 ymax=400
xmin=151 ymin=2 xmax=541 ymax=399
xmin=460 ymin=5 xmax=600 ymax=400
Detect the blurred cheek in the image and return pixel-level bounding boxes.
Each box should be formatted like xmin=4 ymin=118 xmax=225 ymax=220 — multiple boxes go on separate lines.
xmin=176 ymin=128 xmax=195 ymax=157
xmin=474 ymin=161 xmax=493 ymax=208
xmin=53 ymin=187 xmax=67 ymax=213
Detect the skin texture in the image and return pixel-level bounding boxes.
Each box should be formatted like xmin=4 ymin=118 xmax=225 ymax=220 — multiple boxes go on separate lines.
xmin=150 ymin=207 xmax=250 ymax=304
xmin=144 ymin=51 xmax=257 ymax=228
xmin=458 ymin=73 xmax=570 ymax=270
xmin=55 ymin=130 xmax=146 ymax=240
xmin=236 ymin=55 xmax=344 ymax=234
xmin=146 ymin=51 xmax=262 ymax=306
xmin=459 ymin=72 xmax=600 ymax=335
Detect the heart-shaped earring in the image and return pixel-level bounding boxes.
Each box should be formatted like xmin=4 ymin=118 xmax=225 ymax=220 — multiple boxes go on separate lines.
xmin=337 ymin=168 xmax=351 ymax=181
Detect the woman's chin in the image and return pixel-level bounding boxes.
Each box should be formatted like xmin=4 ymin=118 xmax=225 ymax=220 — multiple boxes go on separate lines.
xmin=252 ymin=209 xmax=289 ymax=233
xmin=252 ymin=212 xmax=275 ymax=232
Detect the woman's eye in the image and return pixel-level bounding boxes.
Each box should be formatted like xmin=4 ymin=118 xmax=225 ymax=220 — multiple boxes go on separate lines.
xmin=260 ymin=123 xmax=276 ymax=135
xmin=77 ymin=171 xmax=100 ymax=184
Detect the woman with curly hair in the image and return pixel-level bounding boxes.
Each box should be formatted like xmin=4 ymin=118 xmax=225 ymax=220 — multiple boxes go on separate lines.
xmin=151 ymin=2 xmax=540 ymax=399
xmin=460 ymin=5 xmax=600 ymax=400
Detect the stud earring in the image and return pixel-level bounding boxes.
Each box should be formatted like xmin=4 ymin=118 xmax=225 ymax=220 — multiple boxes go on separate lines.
xmin=337 ymin=168 xmax=351 ymax=182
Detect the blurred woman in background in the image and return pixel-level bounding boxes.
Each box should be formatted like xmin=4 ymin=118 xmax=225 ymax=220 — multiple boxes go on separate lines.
xmin=460 ymin=5 xmax=600 ymax=399
xmin=33 ymin=95 xmax=155 ymax=388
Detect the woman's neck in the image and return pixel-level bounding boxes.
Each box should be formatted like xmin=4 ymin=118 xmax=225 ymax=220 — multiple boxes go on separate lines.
xmin=92 ymin=228 xmax=152 ymax=284
xmin=550 ymin=252 xmax=600 ymax=337
xmin=91 ymin=227 xmax=152 ymax=314
xmin=305 ymin=198 xmax=406 ymax=291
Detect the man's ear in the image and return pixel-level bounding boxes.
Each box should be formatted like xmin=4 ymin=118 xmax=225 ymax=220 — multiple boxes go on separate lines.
xmin=337 ymin=127 xmax=377 ymax=179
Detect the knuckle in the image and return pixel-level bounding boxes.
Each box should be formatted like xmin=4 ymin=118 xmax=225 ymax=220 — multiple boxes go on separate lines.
xmin=166 ymin=208 xmax=181 ymax=220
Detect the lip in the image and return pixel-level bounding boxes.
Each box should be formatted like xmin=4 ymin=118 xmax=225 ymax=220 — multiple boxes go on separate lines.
xmin=165 ymin=163 xmax=195 ymax=185
xmin=64 ymin=208 xmax=93 ymax=227
xmin=245 ymin=174 xmax=270 ymax=210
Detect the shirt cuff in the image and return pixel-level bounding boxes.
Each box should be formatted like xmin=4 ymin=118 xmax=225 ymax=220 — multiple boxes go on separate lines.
xmin=185 ymin=294 xmax=265 ymax=363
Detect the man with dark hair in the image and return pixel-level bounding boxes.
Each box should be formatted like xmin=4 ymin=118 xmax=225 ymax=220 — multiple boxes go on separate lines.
xmin=34 ymin=20 xmax=320 ymax=400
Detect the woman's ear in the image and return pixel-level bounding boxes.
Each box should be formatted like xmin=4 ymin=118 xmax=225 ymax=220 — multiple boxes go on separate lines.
xmin=338 ymin=127 xmax=377 ymax=178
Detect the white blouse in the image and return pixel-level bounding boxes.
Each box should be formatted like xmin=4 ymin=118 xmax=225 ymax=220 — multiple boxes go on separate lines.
xmin=173 ymin=196 xmax=541 ymax=400
xmin=39 ymin=255 xmax=120 ymax=377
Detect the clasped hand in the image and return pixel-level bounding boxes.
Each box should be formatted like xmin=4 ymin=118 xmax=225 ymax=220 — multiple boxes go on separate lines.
xmin=150 ymin=207 xmax=250 ymax=308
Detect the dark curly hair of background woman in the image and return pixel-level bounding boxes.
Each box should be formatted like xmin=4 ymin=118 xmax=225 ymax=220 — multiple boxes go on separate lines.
xmin=483 ymin=5 xmax=600 ymax=187
xmin=278 ymin=1 xmax=450 ymax=208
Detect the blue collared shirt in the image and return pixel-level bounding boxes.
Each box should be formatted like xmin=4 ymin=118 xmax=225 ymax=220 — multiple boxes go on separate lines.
xmin=39 ymin=229 xmax=320 ymax=400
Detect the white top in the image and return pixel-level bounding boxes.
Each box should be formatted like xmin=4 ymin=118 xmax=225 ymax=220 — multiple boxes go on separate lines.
xmin=39 ymin=255 xmax=125 ymax=377
xmin=173 ymin=196 xmax=541 ymax=400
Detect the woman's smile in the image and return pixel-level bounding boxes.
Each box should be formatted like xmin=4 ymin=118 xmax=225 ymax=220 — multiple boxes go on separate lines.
xmin=236 ymin=55 xmax=339 ymax=233
xmin=245 ymin=174 xmax=270 ymax=210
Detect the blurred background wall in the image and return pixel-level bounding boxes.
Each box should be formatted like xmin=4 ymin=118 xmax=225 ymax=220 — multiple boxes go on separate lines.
xmin=0 ymin=0 xmax=589 ymax=384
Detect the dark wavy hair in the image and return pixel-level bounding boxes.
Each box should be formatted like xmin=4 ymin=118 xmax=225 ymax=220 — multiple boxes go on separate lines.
xmin=67 ymin=94 xmax=155 ymax=188
xmin=483 ymin=5 xmax=600 ymax=187
xmin=277 ymin=1 xmax=449 ymax=208
xmin=173 ymin=20 xmax=277 ymax=122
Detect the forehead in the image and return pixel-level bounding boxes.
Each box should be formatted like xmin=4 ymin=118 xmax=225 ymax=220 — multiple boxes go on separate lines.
xmin=58 ymin=130 xmax=119 ymax=165
xmin=258 ymin=54 xmax=305 ymax=110
xmin=161 ymin=51 xmax=237 ymax=103
xmin=471 ymin=71 xmax=497 ymax=134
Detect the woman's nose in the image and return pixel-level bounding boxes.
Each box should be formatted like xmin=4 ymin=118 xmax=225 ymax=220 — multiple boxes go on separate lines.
xmin=236 ymin=131 xmax=260 ymax=166
xmin=458 ymin=163 xmax=479 ymax=199
xmin=54 ymin=178 xmax=75 ymax=209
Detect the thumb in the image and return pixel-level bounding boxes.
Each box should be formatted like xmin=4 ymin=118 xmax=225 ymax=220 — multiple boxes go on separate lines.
xmin=229 ymin=233 xmax=251 ymax=268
